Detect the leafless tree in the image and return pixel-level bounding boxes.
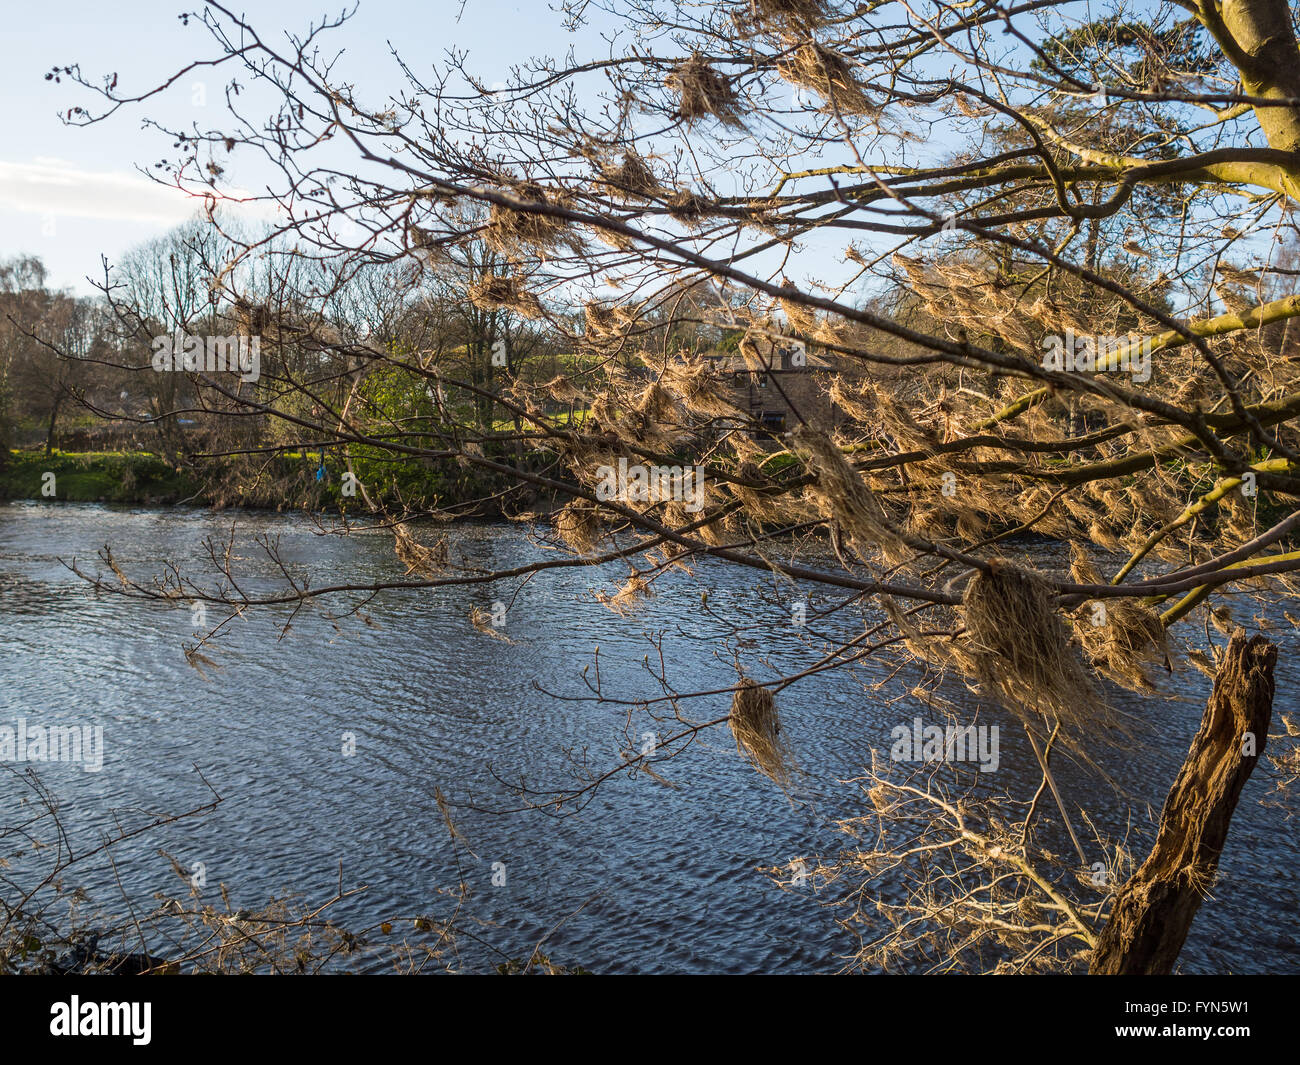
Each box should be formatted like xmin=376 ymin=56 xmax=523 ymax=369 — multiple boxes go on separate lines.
xmin=35 ymin=0 xmax=1300 ymax=972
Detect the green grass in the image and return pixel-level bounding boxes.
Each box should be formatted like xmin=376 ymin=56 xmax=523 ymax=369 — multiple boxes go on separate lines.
xmin=0 ymin=450 xmax=201 ymax=504
xmin=491 ymin=409 xmax=590 ymax=433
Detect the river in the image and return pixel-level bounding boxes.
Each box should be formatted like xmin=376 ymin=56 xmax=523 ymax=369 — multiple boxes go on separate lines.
xmin=1 ymin=501 xmax=1296 ymax=973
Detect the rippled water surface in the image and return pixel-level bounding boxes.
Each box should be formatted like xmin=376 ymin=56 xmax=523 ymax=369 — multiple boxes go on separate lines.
xmin=1 ymin=501 xmax=1297 ymax=973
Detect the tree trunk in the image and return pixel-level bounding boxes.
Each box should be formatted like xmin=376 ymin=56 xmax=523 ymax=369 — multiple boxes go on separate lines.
xmin=44 ymin=392 xmax=63 ymax=455
xmin=1089 ymin=629 xmax=1275 ymax=974
xmin=1216 ymin=0 xmax=1300 ymax=154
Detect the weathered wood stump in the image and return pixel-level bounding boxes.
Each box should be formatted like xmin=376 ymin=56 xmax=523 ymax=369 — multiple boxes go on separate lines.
xmin=1090 ymin=629 xmax=1276 ymax=974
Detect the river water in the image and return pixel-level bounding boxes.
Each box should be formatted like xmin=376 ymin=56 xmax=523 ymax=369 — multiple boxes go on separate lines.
xmin=1 ymin=501 xmax=1296 ymax=973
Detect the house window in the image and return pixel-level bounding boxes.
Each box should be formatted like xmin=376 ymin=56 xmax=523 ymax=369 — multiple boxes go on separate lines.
xmin=757 ymin=373 xmax=769 ymax=388
xmin=759 ymin=410 xmax=786 ymax=432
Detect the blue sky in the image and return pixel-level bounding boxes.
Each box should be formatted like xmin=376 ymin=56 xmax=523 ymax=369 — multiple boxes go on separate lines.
xmin=11 ymin=1 xmax=1244 ymax=313
xmin=3 ymin=1 xmax=580 ymax=293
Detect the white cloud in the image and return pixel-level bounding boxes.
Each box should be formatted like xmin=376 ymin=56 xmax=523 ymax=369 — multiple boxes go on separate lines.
xmin=0 ymin=158 xmax=205 ymax=225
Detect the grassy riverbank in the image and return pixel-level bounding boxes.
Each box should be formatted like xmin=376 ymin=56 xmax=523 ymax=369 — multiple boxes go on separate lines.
xmin=0 ymin=448 xmax=542 ymax=514
xmin=0 ymin=450 xmax=201 ymax=504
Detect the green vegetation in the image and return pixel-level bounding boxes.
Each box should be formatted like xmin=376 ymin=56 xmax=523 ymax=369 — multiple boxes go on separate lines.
xmin=0 ymin=447 xmax=535 ymax=515
xmin=491 ymin=408 xmax=590 ymax=433
xmin=0 ymin=450 xmax=200 ymax=504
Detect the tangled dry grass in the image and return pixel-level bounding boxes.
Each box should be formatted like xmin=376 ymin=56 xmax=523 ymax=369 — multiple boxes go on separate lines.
xmin=666 ymin=54 xmax=746 ymax=127
xmin=729 ymin=678 xmax=796 ymax=788
xmin=793 ymin=425 xmax=909 ymax=564
xmin=483 ymin=182 xmax=580 ymax=260
xmin=598 ymin=150 xmax=662 ymax=200
xmin=738 ymin=0 xmax=830 ymax=31
xmin=467 ymin=274 xmax=544 ymax=319
xmin=777 ymin=43 xmax=878 ymax=115
xmin=765 ymin=759 xmax=1121 ymax=973
xmin=1076 ymin=599 xmax=1172 ymax=693
xmin=959 ymin=563 xmax=1109 ymax=739
xmin=554 ymin=499 xmax=604 ymax=555
xmin=393 ymin=522 xmax=450 ymax=577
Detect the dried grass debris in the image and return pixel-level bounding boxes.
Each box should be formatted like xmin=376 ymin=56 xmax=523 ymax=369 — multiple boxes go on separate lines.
xmin=729 ymin=678 xmax=795 ymax=787
xmin=960 ymin=563 xmax=1108 ymax=737
xmin=667 ymin=54 xmax=746 ymax=127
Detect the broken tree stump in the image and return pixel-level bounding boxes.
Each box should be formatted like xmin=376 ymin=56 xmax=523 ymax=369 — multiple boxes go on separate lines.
xmin=1089 ymin=628 xmax=1275 ymax=975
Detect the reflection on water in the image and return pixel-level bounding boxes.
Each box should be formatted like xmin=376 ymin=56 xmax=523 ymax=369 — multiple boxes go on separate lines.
xmin=0 ymin=500 xmax=1296 ymax=973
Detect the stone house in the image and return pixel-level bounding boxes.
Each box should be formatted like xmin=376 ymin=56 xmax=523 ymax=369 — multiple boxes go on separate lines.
xmin=700 ymin=338 xmax=851 ymax=439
